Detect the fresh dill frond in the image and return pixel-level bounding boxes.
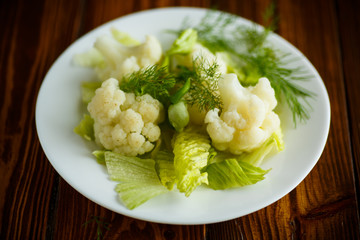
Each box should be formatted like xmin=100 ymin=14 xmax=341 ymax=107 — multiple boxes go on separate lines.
xmin=263 ymin=2 xmax=279 ymax=32
xmin=83 ymin=215 xmax=110 ymax=240
xmin=176 ymin=57 xmax=222 ymax=112
xmin=175 ymin=5 xmax=315 ymax=125
xmin=180 ymin=10 xmax=238 ymax=54
xmin=120 ymin=65 xmax=176 ymax=104
xmin=239 ymin=47 xmax=315 ymax=124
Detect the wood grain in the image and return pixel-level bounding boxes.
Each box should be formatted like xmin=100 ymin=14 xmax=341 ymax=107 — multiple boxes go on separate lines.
xmin=0 ymin=0 xmax=359 ymax=239
xmin=337 ymin=0 xmax=360 ymax=214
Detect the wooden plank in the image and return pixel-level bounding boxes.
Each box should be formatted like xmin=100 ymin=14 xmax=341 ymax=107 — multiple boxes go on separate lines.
xmin=336 ymin=0 xmax=360 ymax=213
xmin=0 ymin=0 xmax=83 ymax=239
xmin=275 ymin=0 xmax=359 ymax=238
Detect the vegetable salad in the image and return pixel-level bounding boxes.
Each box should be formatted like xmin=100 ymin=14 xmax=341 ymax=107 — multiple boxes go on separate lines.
xmin=74 ymin=10 xmax=312 ymax=209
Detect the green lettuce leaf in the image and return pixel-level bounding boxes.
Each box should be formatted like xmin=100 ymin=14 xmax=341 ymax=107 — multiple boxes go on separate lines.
xmin=111 ymin=28 xmax=140 ymax=46
xmin=92 ymin=150 xmax=107 ymax=165
xmin=105 ymin=152 xmax=158 ymax=182
xmin=173 ymin=126 xmax=211 ymax=197
xmin=104 ymin=151 xmax=168 ymax=209
xmin=81 ymin=81 xmax=102 ymax=104
xmin=73 ymin=48 xmax=104 ymax=68
xmin=205 ymin=159 xmax=270 ymax=190
xmin=167 ymin=28 xmax=198 ymax=56
xmin=74 ymin=114 xmax=94 ymax=141
xmin=115 ymin=182 xmax=168 ymax=210
xmin=154 ymin=151 xmax=176 ymax=190
xmin=204 ymin=128 xmax=284 ymax=190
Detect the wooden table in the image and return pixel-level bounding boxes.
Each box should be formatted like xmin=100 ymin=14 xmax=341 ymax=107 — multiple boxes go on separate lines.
xmin=1 ymin=0 xmax=359 ymax=239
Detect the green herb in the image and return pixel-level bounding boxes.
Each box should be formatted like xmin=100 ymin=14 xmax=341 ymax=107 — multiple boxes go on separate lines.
xmin=176 ymin=57 xmax=223 ymax=112
xmin=170 ymin=77 xmax=191 ymax=104
xmin=177 ymin=6 xmax=315 ymax=125
xmin=240 ymin=48 xmax=314 ymax=124
xmin=83 ymin=215 xmax=110 ymax=240
xmin=120 ymin=65 xmax=176 ymax=104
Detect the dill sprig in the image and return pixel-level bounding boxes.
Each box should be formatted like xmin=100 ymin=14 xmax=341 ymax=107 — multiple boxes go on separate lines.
xmin=240 ymin=48 xmax=314 ymax=124
xmin=83 ymin=215 xmax=110 ymax=240
xmin=176 ymin=57 xmax=222 ymax=112
xmin=120 ymin=65 xmax=176 ymax=104
xmin=177 ymin=6 xmax=315 ymax=125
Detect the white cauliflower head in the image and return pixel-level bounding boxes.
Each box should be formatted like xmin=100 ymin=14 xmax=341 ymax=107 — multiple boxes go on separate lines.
xmin=94 ymin=34 xmax=162 ymax=82
xmin=88 ymin=78 xmax=164 ymax=156
xmin=204 ymin=74 xmax=280 ymax=154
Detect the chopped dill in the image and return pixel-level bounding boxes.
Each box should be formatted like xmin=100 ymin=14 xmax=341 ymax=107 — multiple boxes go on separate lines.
xmin=120 ymin=65 xmax=176 ymax=104
xmin=83 ymin=215 xmax=110 ymax=240
xmin=176 ymin=57 xmax=222 ymax=112
xmin=175 ymin=6 xmax=315 ymax=125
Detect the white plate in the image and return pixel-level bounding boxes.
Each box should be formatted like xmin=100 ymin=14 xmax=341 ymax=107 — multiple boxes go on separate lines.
xmin=36 ymin=7 xmax=330 ymax=224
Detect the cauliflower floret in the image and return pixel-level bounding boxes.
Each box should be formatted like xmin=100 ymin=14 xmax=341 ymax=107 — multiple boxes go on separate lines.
xmin=175 ymin=43 xmax=228 ymax=75
xmin=141 ymin=122 xmax=161 ymax=142
xmin=94 ymin=34 xmax=162 ymax=81
xmin=88 ymin=78 xmax=164 ymax=156
xmin=131 ymin=94 xmax=165 ymax=123
xmin=205 ymin=74 xmax=280 ymax=154
xmin=87 ymin=78 xmax=126 ymax=125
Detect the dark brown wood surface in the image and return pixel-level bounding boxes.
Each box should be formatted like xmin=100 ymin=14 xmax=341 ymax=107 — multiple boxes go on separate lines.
xmin=1 ymin=0 xmax=359 ymax=239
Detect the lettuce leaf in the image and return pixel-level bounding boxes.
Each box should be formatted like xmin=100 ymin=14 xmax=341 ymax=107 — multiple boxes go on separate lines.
xmin=81 ymin=81 xmax=102 ymax=104
xmin=73 ymin=114 xmax=94 ymax=141
xmin=115 ymin=182 xmax=168 ymax=210
xmin=92 ymin=150 xmax=107 ymax=165
xmin=154 ymin=151 xmax=176 ymax=190
xmin=111 ymin=28 xmax=140 ymax=46
xmin=173 ymin=126 xmax=211 ymax=196
xmin=167 ymin=28 xmax=197 ymax=56
xmin=73 ymin=48 xmax=104 ymax=68
xmin=205 ymin=159 xmax=270 ymax=190
xmin=104 ymin=151 xmax=168 ymax=209
xmin=105 ymin=152 xmax=158 ymax=182
xmin=204 ymin=128 xmax=284 ymax=190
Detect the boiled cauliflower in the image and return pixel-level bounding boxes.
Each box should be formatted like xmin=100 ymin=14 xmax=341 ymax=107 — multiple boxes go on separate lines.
xmin=88 ymin=78 xmax=164 ymax=156
xmin=94 ymin=34 xmax=162 ymax=81
xmin=204 ymin=73 xmax=280 ymax=154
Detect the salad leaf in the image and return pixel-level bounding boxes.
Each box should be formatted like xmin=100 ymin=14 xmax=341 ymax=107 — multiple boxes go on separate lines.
xmin=167 ymin=28 xmax=198 ymax=56
xmin=115 ymin=182 xmax=168 ymax=210
xmin=73 ymin=48 xmax=104 ymax=68
xmin=73 ymin=114 xmax=94 ymax=141
xmin=111 ymin=28 xmax=140 ymax=46
xmin=205 ymin=158 xmax=270 ymax=190
xmin=104 ymin=151 xmax=168 ymax=209
xmin=92 ymin=150 xmax=107 ymax=165
xmin=173 ymin=126 xmax=211 ymax=196
xmin=154 ymin=151 xmax=176 ymax=190
xmin=80 ymin=81 xmax=102 ymax=104
xmin=104 ymin=151 xmax=158 ymax=182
